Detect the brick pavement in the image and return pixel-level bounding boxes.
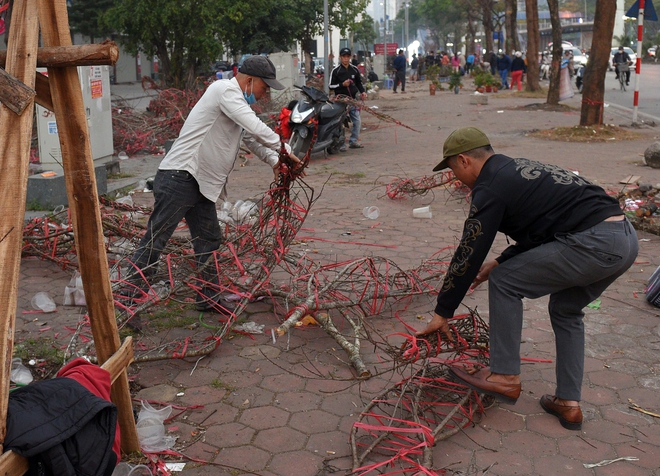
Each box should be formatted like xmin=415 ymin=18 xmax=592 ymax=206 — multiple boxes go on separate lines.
xmin=16 ymin=80 xmax=660 ymax=475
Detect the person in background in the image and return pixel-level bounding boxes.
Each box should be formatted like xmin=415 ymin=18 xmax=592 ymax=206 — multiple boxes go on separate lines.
xmin=392 ymin=49 xmax=407 ymax=94
xmin=328 ymin=47 xmax=367 ymax=149
xmin=510 ymin=51 xmax=526 ymax=91
xmin=496 ymin=51 xmax=512 ymax=89
xmin=465 ymin=52 xmax=475 ymax=74
xmin=417 ymin=127 xmax=638 ymax=432
xmin=351 ymin=54 xmax=359 ymax=67
xmin=410 ymin=54 xmax=419 ymax=82
xmin=451 ymin=53 xmax=460 ymax=73
xmin=612 ymin=46 xmax=631 ymax=85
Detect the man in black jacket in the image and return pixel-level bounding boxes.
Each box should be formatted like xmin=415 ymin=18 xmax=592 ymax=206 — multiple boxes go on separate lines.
xmin=329 ymin=47 xmax=367 ymax=149
xmin=417 ymin=127 xmax=638 ymax=431
xmin=613 ymin=46 xmax=632 ymax=84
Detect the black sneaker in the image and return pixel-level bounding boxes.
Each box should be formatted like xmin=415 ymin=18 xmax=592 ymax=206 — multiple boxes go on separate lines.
xmin=195 ymin=293 xmax=237 ymax=314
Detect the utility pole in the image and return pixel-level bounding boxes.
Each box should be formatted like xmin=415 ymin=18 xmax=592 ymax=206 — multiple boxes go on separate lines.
xmin=405 ymin=2 xmax=409 ymax=51
xmin=323 ymin=0 xmax=329 ymax=93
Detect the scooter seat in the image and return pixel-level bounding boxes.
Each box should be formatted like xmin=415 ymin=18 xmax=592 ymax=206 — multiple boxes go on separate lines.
xmin=320 ymin=103 xmax=345 ymax=120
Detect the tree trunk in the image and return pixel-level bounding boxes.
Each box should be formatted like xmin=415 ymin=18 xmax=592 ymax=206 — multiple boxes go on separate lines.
xmin=580 ymin=0 xmax=616 ymax=125
xmin=482 ymin=0 xmax=494 ymax=54
xmin=546 ymin=0 xmax=562 ymax=105
xmin=505 ymin=0 xmax=519 ymax=54
xmin=525 ymin=0 xmax=540 ymax=91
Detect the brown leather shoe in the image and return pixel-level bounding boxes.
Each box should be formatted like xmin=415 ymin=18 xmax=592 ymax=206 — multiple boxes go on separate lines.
xmin=449 ymin=366 xmax=521 ymax=404
xmin=540 ymin=395 xmax=583 ymax=430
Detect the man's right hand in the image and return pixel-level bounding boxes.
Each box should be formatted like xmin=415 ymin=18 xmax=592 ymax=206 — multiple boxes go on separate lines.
xmin=415 ymin=313 xmax=454 ymax=342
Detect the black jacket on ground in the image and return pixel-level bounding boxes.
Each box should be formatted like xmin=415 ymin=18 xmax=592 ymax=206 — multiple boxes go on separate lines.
xmin=4 ymin=378 xmax=118 ymax=476
xmin=435 ymin=154 xmax=623 ymax=318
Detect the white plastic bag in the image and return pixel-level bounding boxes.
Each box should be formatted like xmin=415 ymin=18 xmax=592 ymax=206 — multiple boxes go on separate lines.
xmin=136 ymin=401 xmax=176 ymax=453
xmin=111 ymin=462 xmax=153 ymax=476
xmin=64 ymin=271 xmax=86 ymax=306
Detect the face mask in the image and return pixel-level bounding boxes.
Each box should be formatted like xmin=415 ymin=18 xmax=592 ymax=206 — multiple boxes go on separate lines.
xmin=243 ymin=80 xmax=256 ymax=105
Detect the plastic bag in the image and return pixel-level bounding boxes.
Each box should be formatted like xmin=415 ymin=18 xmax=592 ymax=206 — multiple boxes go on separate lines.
xmin=64 ymin=271 xmax=86 ymax=306
xmin=111 ymin=463 xmax=153 ymax=476
xmin=136 ymin=401 xmax=176 ymax=453
xmin=31 ymin=292 xmax=57 ymax=312
xmin=10 ymin=358 xmax=33 ymax=385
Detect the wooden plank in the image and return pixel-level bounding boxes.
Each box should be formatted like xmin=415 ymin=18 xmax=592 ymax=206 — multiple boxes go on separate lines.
xmin=0 ymin=68 xmax=36 ymax=115
xmin=0 ymin=450 xmax=28 ymax=475
xmin=0 ymin=0 xmax=40 ymax=451
xmin=100 ymin=337 xmax=134 ymax=384
xmin=0 ymin=41 xmax=120 ymax=69
xmin=34 ymin=72 xmax=53 ymax=112
xmin=36 ymin=0 xmax=139 ymax=454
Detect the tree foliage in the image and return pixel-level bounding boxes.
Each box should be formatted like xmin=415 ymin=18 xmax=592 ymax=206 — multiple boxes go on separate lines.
xmin=68 ymin=0 xmax=115 ymax=42
xmin=352 ymin=14 xmax=377 ymax=52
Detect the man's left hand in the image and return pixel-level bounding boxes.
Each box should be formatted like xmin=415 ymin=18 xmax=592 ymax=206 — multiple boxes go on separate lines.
xmin=274 ymin=152 xmax=305 ymax=180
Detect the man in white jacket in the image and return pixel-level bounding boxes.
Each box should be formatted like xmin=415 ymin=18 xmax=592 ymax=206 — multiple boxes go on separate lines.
xmin=127 ymin=56 xmax=299 ymax=313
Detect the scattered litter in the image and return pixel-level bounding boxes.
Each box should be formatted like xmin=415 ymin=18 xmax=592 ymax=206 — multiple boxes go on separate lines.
xmin=136 ymin=401 xmax=176 ymax=453
xmin=587 ymin=299 xmax=601 ymax=310
xmin=10 ymin=358 xmax=33 ymax=385
xmin=115 ymin=195 xmax=134 ymax=206
xmin=31 ymin=292 xmax=57 ymax=313
xmin=413 ymin=206 xmax=432 ymax=219
xmin=111 ymin=462 xmax=152 ymax=475
xmin=233 ymin=321 xmax=265 ymax=334
xmin=583 ymin=456 xmax=639 ymax=468
xmin=271 ymin=328 xmax=276 ymax=343
xmin=497 ymin=110 xmax=504 ymax=113
xmin=370 ymin=106 xmax=379 ymax=109
xmin=118 ymin=151 xmax=129 ymax=160
xmin=362 ymin=206 xmax=380 ymax=219
xmin=165 ymin=463 xmax=186 ymax=472
xmin=341 ymin=232 xmax=352 ymax=236
xmin=176 ymin=392 xmax=185 ymax=397
xmin=64 ymin=270 xmax=86 ymax=306
xmin=296 ymin=315 xmax=319 ymax=327
xmin=620 ymin=175 xmax=641 ymax=184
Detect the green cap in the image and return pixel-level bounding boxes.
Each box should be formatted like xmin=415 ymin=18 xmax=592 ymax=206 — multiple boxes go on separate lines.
xmin=433 ymin=127 xmax=491 ymax=171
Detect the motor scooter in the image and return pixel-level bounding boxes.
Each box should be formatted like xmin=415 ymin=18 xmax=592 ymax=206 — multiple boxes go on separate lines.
xmin=575 ymin=65 xmax=585 ymax=93
xmin=288 ymin=85 xmax=348 ymax=157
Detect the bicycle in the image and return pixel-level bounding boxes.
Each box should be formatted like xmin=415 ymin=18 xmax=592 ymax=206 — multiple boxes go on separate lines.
xmin=616 ymin=62 xmax=630 ymax=91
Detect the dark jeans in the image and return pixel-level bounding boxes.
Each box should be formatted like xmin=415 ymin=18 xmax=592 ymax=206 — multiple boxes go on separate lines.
xmin=487 ymin=218 xmax=638 ymax=401
xmin=130 ymin=169 xmax=222 ymax=280
xmin=393 ymin=70 xmax=406 ymax=92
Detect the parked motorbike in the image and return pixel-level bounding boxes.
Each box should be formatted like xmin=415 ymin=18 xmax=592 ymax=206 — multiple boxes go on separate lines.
xmin=288 ymin=85 xmax=348 ymax=157
xmin=575 ymin=65 xmax=585 ymax=93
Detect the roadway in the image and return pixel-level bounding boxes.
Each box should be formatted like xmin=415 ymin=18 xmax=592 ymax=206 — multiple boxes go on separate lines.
xmin=601 ymin=62 xmax=660 ymax=123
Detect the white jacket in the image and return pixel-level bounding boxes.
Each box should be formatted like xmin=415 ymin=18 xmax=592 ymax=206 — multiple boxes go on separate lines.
xmin=159 ymin=77 xmax=290 ymax=202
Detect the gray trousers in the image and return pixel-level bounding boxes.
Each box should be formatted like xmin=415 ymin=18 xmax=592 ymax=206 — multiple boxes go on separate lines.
xmin=488 ymin=219 xmax=638 ymax=401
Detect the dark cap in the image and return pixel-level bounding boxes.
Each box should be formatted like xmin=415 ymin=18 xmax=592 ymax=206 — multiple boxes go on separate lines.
xmin=618 ymin=46 xmax=624 ymax=50
xmin=340 ymin=47 xmax=351 ymax=57
xmin=432 ymin=127 xmax=491 ymax=171
xmin=239 ymin=56 xmax=285 ymax=90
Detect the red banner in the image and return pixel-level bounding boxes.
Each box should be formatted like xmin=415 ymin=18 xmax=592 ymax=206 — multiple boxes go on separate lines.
xmin=374 ymin=43 xmax=399 ymax=55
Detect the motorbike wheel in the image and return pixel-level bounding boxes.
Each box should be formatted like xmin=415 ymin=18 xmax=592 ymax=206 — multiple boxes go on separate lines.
xmin=290 ymin=130 xmax=314 ymax=158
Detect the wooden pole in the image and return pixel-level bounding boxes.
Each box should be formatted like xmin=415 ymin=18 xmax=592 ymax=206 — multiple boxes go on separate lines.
xmin=0 ymin=0 xmax=39 ymax=451
xmin=0 ymin=41 xmax=120 ymax=69
xmin=36 ymin=0 xmax=139 ymax=453
xmin=0 ymin=68 xmax=36 ymax=115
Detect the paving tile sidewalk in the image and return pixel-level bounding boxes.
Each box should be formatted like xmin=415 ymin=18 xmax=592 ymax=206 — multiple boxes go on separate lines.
xmin=16 ymin=80 xmax=660 ymax=475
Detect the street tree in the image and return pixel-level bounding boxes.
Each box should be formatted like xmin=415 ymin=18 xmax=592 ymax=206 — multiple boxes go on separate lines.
xmin=222 ymin=0 xmax=301 ymax=56
xmin=504 ymin=0 xmax=519 ymax=54
xmin=525 ymin=0 xmax=540 ymax=92
xmin=68 ymin=0 xmax=115 ymax=43
xmin=546 ymin=0 xmax=562 ymax=105
xmin=103 ymin=0 xmax=227 ymax=89
xmin=352 ymin=14 xmax=377 ymax=54
xmin=580 ymin=0 xmax=616 ymax=125
xmin=294 ymin=0 xmax=369 ymax=76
